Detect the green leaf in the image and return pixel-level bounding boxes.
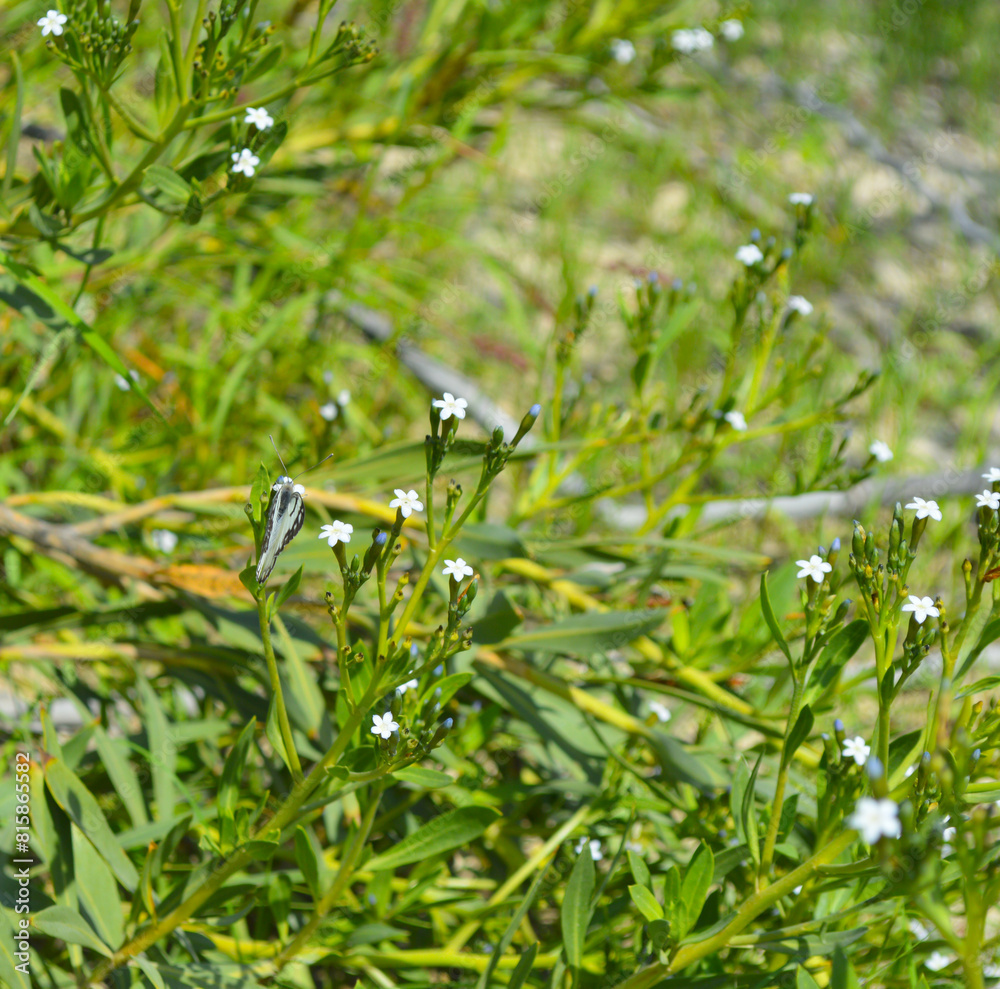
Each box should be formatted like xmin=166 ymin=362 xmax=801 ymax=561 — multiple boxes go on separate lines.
xmin=265 ymin=695 xmax=293 ymax=773
xmin=956 ymin=673 xmax=1000 ymax=699
xmin=499 ymin=609 xmax=667 ymax=655
xmin=44 ymin=759 xmax=139 ymax=891
xmin=806 ymin=620 xmax=869 ymax=705
xmin=274 ymin=566 xmax=303 ymax=613
xmin=294 ymin=825 xmax=332 ymax=900
xmin=506 ymin=942 xmax=538 ymax=989
xmin=628 ymin=848 xmax=651 ymax=889
xmin=432 ymin=672 xmax=473 ymax=707
xmin=71 ymin=824 xmax=123 ymax=950
xmin=145 ymin=164 xmax=193 ymax=201
xmin=730 ymin=760 xmax=749 ymax=846
xmin=677 ymin=842 xmax=713 ymax=937
xmin=561 ymin=847 xmax=596 ymax=968
xmin=219 ymin=718 xmax=257 ymax=820
xmin=250 ymin=463 xmax=269 ymax=524
xmin=32 ymin=905 xmax=112 ymax=957
xmin=475 ymin=864 xmax=550 ymax=989
xmin=366 ymin=806 xmax=500 ymax=871
xmin=797 ymin=966 xmax=822 ymax=989
xmin=136 ymin=675 xmax=175 ymax=819
xmin=243 ymin=43 xmax=284 ymax=83
xmin=93 ymin=727 xmax=148 ymax=827
xmin=392 ymin=766 xmax=453 ymax=788
xmin=629 ymin=883 xmax=664 ymax=922
xmin=742 ymin=752 xmax=763 ymax=868
xmin=0 ymin=250 xmax=164 ymax=425
xmin=786 ymin=705 xmax=814 ymax=759
xmin=662 ymin=866 xmax=682 ymax=935
xmin=831 ymin=946 xmax=862 ymax=989
xmin=470 ymin=590 xmax=523 ymax=644
xmin=648 ymin=733 xmax=722 ymax=790
xmin=0 ymin=908 xmax=31 ymax=989
xmin=760 ymin=572 xmax=793 ymax=665
xmin=135 ymin=956 xmax=167 ymax=989
xmin=453 ymin=522 xmax=527 ymax=561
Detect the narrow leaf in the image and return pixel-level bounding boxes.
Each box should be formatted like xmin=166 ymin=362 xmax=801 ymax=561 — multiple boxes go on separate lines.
xmin=366 ymin=807 xmax=500 ymax=871
xmin=561 ymin=847 xmax=596 ymax=968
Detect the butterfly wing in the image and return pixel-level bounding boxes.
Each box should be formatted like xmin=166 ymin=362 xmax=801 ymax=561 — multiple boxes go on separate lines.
xmin=256 ymin=483 xmax=305 ymax=584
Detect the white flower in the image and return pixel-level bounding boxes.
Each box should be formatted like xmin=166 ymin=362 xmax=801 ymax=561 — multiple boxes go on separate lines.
xmin=396 ymin=678 xmax=419 ymax=694
xmin=114 ymin=369 xmax=139 ymax=391
xmin=735 ymin=244 xmax=764 ymax=266
xmin=337 ymin=389 xmax=351 ymax=406
xmin=244 ymin=106 xmax=274 ymax=129
xmin=976 ymin=489 xmax=1000 ymax=510
xmin=371 ymin=712 xmax=399 ymax=739
xmin=273 ymin=477 xmax=305 ymax=495
xmin=719 ymin=19 xmax=744 ymax=41
xmin=610 ymin=38 xmax=636 ymax=64
xmin=901 ymin=595 xmax=939 ymax=624
xmin=432 ymin=392 xmax=468 ymax=420
xmin=905 ymin=496 xmax=942 ymax=521
xmin=672 ymin=27 xmax=714 ymax=53
xmin=982 ymin=467 xmax=1000 ymax=482
xmin=869 ymin=440 xmax=894 ymax=463
xmin=904 ymin=764 xmax=916 ymax=778
xmin=150 ymin=529 xmax=178 ymax=553
xmin=789 ymin=192 xmax=814 ymax=206
xmin=442 ymin=557 xmax=474 ymax=580
xmin=390 ymin=488 xmax=423 ymax=518
xmin=842 ymin=736 xmax=870 ymax=766
xmin=942 ymin=825 xmax=956 ymax=854
xmin=319 ymin=402 xmax=338 ymax=421
xmin=724 ymin=410 xmax=747 ymax=431
xmin=787 ymin=295 xmax=813 ymax=315
xmin=796 ymin=554 xmax=832 ymax=584
xmin=925 ymin=951 xmax=953 ymax=972
xmin=908 ymin=919 xmax=930 ymax=941
xmin=318 ymin=521 xmax=353 ymax=546
xmin=231 ymin=148 xmax=260 ymax=177
xmin=847 ymin=796 xmax=901 ymax=844
xmin=575 ymin=837 xmax=603 ymax=861
xmin=649 ymin=700 xmax=671 ymax=723
xmin=38 ymin=10 xmax=68 ymax=36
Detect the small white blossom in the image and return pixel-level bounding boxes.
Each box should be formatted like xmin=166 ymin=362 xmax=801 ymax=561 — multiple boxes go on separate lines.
xmin=904 ymin=764 xmax=916 ymax=778
xmin=371 ymin=712 xmax=399 ymax=739
xmin=337 ymin=389 xmax=351 ymax=406
xmin=787 ymin=295 xmax=813 ymax=315
xmin=319 ymin=402 xmax=338 ymax=421
xmin=38 ymin=9 xmax=68 ymax=36
xmin=901 ymin=595 xmax=939 ymax=624
xmin=789 ymin=192 xmax=814 ymax=206
xmin=244 ymin=106 xmax=274 ymax=129
xmin=925 ymin=951 xmax=953 ymax=972
xmin=719 ymin=19 xmax=744 ymax=41
xmin=432 ymin=392 xmax=468 ymax=420
xmin=942 ymin=825 xmax=956 ymax=855
xmin=649 ymin=700 xmax=671 ymax=723
xmin=318 ymin=521 xmax=353 ymax=546
xmin=976 ymin=489 xmax=1000 ymax=510
xmin=735 ymin=244 xmax=764 ymax=266
xmin=442 ymin=557 xmax=474 ymax=580
xmin=150 ymin=529 xmax=178 ymax=553
xmin=396 ymin=678 xmax=419 ymax=694
xmin=575 ymin=837 xmax=603 ymax=861
xmin=981 ymin=467 xmax=1000 ymax=482
xmin=231 ymin=148 xmax=260 ymax=177
xmin=672 ymin=27 xmax=714 ymax=53
xmin=390 ymin=488 xmax=423 ymax=518
xmin=847 ymin=796 xmax=901 ymax=844
xmin=869 ymin=440 xmax=894 ymax=463
xmin=796 ymin=554 xmax=832 ymax=584
xmin=610 ymin=38 xmax=636 ymax=64
xmin=908 ymin=919 xmax=930 ymax=941
xmin=842 ymin=736 xmax=870 ymax=766
xmin=724 ymin=410 xmax=748 ymax=431
xmin=905 ymin=496 xmax=942 ymax=521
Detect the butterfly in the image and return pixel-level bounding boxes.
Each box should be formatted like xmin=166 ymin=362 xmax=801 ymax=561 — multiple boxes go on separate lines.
xmin=256 ymin=439 xmax=333 ymax=585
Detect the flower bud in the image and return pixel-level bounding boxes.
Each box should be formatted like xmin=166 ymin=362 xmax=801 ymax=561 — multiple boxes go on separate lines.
xmin=512 ymin=404 xmax=541 ymax=446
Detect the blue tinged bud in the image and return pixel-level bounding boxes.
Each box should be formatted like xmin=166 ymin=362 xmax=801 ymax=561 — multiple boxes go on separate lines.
xmin=866 ymin=756 xmax=884 ymax=780
xmin=443 ymin=718 xmax=453 ymax=728
xmin=750 ymin=228 xmax=761 ymax=242
xmin=375 ymin=531 xmax=388 ymax=546
xmin=831 ymin=537 xmax=841 ymax=551
xmin=834 ymin=718 xmax=844 ymax=732
xmin=672 ymin=278 xmax=683 ymax=291
xmin=530 ymin=403 xmax=541 ymax=417
xmin=647 ymin=271 xmax=659 ymax=283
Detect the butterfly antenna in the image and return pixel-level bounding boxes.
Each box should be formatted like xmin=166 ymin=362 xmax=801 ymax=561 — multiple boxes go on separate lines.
xmin=269 ymin=435 xmax=290 ymax=476
xmin=294 ymin=452 xmax=336 ymax=480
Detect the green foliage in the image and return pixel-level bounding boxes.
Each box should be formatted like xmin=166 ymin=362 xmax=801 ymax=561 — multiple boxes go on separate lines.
xmin=2 ymin=1 xmax=1000 ymax=988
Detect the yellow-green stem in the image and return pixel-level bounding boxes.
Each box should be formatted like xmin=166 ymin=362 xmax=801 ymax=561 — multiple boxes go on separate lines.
xmin=257 ymin=595 xmax=303 ymax=782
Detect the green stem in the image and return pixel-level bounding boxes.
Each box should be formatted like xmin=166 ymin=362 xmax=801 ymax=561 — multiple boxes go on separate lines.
xmin=758 ymin=672 xmax=804 ymax=882
xmin=613 ymin=830 xmax=857 ymax=989
xmin=85 ymin=674 xmax=383 ymax=985
xmin=257 ymin=595 xmax=303 ymax=782
xmin=272 ymin=783 xmax=385 ymax=970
